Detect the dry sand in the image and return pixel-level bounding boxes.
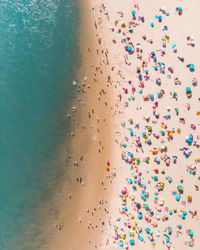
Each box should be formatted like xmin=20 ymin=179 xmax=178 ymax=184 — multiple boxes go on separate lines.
xmin=95 ymin=0 xmax=200 ymax=249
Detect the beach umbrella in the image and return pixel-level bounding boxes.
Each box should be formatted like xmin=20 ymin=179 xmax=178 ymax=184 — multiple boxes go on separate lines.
xmin=173 ymin=92 xmax=177 ymax=97
xmin=158 ymin=182 xmax=164 ymax=190
xmin=132 ymin=10 xmax=136 ymax=16
xmin=189 ymin=230 xmax=194 ymax=237
xmin=168 ymin=227 xmax=172 ymax=234
xmin=165 ymin=158 xmax=170 ymax=165
xmin=186 ymin=87 xmax=191 ymax=92
xmin=142 ymin=196 xmax=146 ymax=201
xmin=144 ymin=156 xmax=149 ymax=163
xmin=115 ymin=234 xmax=119 ymax=240
xmin=129 ymin=178 xmax=133 ymax=184
xmin=150 ymin=22 xmax=154 ymax=27
xmin=146 ymin=228 xmax=150 ymax=233
xmin=168 ymin=177 xmax=172 ymax=183
xmin=129 ymin=128 xmax=133 ymax=136
xmin=127 ymin=45 xmax=132 ymax=52
xmin=124 ymin=156 xmax=128 ymax=161
xmin=189 ymin=64 xmax=194 ymax=70
xmin=147 ymin=126 xmax=152 ymax=131
xmin=142 ymin=132 xmax=147 ymax=138
xmin=166 ymin=237 xmax=170 ymax=243
xmin=192 ymin=78 xmax=197 ymax=86
xmin=154 ymin=176 xmax=158 ymax=181
xmin=129 ymin=239 xmax=134 ymax=245
xmin=150 ymin=94 xmax=154 ymax=100
xmin=183 ymin=211 xmax=187 ymax=216
xmin=150 ymin=211 xmax=154 ymax=216
xmin=114 ymin=235 xmax=119 ymax=240
xmin=122 ymin=234 xmax=126 ymax=239
xmin=138 ymin=213 xmax=142 ymax=219
xmin=147 ymin=139 xmax=152 ymax=145
xmin=138 ymin=235 xmax=144 ymax=241
xmin=176 ymin=194 xmax=180 ymax=201
xmin=121 ymin=38 xmax=126 ymax=43
xmin=177 ymin=185 xmax=184 ymax=193
xmin=121 ymin=22 xmax=126 ymax=28
xmin=130 ymin=194 xmax=135 ymax=201
xmin=119 ymin=241 xmax=123 ymax=247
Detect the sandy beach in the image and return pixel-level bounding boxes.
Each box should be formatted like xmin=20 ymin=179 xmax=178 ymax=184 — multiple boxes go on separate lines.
xmin=41 ymin=0 xmax=200 ymax=249
xmin=96 ymin=0 xmax=200 ymax=249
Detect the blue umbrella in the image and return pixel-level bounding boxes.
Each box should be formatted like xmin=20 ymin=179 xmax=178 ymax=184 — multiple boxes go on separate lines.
xmin=132 ymin=10 xmax=136 ymax=16
xmin=150 ymin=94 xmax=154 ymax=100
xmin=150 ymin=211 xmax=154 ymax=216
xmin=186 ymin=87 xmax=191 ymax=92
xmin=127 ymin=45 xmax=132 ymax=52
xmin=190 ymin=64 xmax=194 ymax=70
xmin=189 ymin=230 xmax=194 ymax=237
xmin=119 ymin=242 xmax=123 ymax=247
xmin=142 ymin=132 xmax=146 ymax=137
xmin=146 ymin=228 xmax=150 ymax=233
xmin=182 ymin=214 xmax=186 ymax=219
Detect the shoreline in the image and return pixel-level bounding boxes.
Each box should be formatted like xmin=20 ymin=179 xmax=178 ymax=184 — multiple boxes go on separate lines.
xmin=41 ymin=0 xmax=114 ymax=249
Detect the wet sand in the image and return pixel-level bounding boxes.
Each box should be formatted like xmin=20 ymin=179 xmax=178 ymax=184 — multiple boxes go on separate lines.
xmin=40 ymin=0 xmax=114 ymax=249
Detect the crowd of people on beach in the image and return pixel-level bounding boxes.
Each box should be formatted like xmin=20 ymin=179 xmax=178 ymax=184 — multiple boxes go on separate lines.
xmin=96 ymin=2 xmax=200 ymax=249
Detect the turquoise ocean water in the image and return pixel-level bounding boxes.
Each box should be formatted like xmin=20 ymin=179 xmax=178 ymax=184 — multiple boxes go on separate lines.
xmin=0 ymin=0 xmax=80 ymax=249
